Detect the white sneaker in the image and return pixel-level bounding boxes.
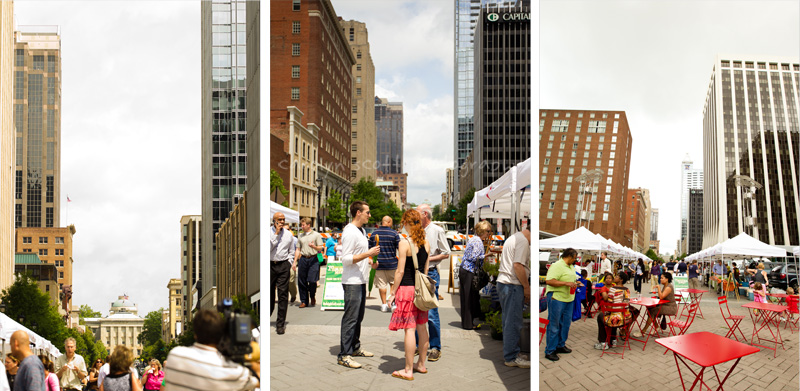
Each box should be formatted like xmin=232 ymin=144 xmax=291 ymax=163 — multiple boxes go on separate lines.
xmin=380 ymin=304 xmax=389 ymax=313
xmin=391 ymin=304 xmax=397 ymax=312
xmin=611 ymin=340 xmax=618 ymax=348
xmin=593 ymin=342 xmax=608 ymax=350
xmin=504 ymin=356 xmax=530 ymax=368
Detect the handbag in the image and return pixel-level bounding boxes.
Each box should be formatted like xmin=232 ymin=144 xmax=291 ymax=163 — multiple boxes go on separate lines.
xmin=472 ymin=264 xmax=490 ymax=291
xmin=539 ymin=287 xmax=548 ymax=313
xmin=408 ymin=238 xmax=438 ymax=311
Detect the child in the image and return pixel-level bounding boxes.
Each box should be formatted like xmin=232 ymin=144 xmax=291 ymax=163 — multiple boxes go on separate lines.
xmin=786 ymin=287 xmax=799 ymax=321
xmin=752 ymin=281 xmax=767 ymax=315
xmin=578 ymin=270 xmax=592 ymax=318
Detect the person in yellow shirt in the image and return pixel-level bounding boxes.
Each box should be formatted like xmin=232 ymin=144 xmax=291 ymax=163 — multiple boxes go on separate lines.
xmin=544 ymin=248 xmax=582 ymax=362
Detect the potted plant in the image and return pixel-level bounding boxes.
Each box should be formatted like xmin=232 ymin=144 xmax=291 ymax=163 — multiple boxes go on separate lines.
xmin=479 ymin=297 xmax=491 ymax=321
xmin=486 ymin=310 xmax=503 ymax=340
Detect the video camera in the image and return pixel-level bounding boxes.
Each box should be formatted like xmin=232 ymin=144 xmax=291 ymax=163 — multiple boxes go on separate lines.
xmin=217 ymin=298 xmax=253 ymax=364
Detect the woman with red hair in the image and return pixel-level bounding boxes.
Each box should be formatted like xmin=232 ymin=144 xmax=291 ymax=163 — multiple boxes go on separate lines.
xmin=388 ymin=209 xmax=431 ymax=381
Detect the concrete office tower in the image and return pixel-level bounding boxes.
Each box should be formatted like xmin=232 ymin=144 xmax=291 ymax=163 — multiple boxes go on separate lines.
xmin=201 ymin=0 xmax=249 ymax=310
xmin=271 ymin=0 xmax=354 ymax=224
xmin=650 ymin=208 xmax=659 ymax=241
xmin=453 ymin=0 xmax=517 ymax=201
xmin=679 ymin=154 xmax=703 ymax=253
xmin=702 ymin=55 xmax=800 ymax=249
xmin=445 ymin=168 xmax=454 ymax=205
xmin=14 ymin=27 xmax=61 ymax=229
xmin=179 ymin=215 xmax=201 ymax=323
xmin=0 ymin=1 xmax=14 ymax=292
xmin=688 ymin=189 xmax=703 ymax=255
xmin=374 ymin=97 xmax=403 ymax=175
xmin=472 ymin=2 xmax=531 ymax=191
xmin=539 ymin=109 xmax=633 ymax=245
xmin=215 ymin=191 xmax=247 ymax=306
xmin=164 ymin=278 xmax=183 ymax=343
xmin=245 ymin=0 xmax=260 ymax=317
xmin=340 ymin=19 xmax=376 ymax=183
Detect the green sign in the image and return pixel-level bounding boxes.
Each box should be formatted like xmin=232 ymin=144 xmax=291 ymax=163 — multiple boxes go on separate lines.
xmin=321 ymin=258 xmax=345 ymax=310
xmin=673 ymin=275 xmax=690 ymax=303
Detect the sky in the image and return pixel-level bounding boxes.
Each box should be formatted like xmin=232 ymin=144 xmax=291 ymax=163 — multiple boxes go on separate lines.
xmin=540 ymin=0 xmax=800 ymax=255
xmin=14 ymin=1 xmax=200 ymax=317
xmin=330 ymin=0 xmax=455 ymax=206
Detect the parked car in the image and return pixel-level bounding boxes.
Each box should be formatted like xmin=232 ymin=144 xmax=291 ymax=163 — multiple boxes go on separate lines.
xmin=431 ymin=221 xmax=464 ymax=249
xmin=768 ymin=264 xmax=798 ymax=291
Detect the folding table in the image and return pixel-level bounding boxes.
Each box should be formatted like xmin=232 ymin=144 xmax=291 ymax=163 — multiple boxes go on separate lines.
xmin=628 ymin=297 xmax=668 ymax=350
xmin=656 ymin=331 xmax=760 ymax=391
xmin=677 ymin=288 xmax=708 ymax=318
xmin=766 ymin=292 xmax=789 ymax=305
xmin=741 ymin=302 xmax=788 ymax=358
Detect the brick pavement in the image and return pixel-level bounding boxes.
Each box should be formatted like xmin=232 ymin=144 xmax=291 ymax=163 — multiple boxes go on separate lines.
xmin=269 ymin=257 xmax=532 ymax=390
xmin=538 ymin=282 xmax=800 ymax=390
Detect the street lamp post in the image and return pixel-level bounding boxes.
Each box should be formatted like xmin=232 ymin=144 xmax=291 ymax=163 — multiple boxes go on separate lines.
xmin=316 ymin=178 xmax=324 ymax=231
xmin=574 ymin=169 xmax=604 ymax=231
xmin=733 ymin=175 xmax=762 ymax=239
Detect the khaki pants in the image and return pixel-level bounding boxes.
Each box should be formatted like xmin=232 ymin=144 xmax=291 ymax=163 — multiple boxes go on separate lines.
xmin=289 ymin=266 xmax=297 ymax=299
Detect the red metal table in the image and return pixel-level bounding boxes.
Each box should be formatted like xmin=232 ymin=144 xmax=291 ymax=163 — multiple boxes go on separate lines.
xmin=767 ymin=292 xmax=789 ymax=305
xmin=656 ymin=331 xmax=760 ymax=391
xmin=741 ymin=302 xmax=788 ymax=357
xmin=677 ymin=289 xmax=709 ymax=319
xmin=628 ymin=297 xmax=668 ymax=350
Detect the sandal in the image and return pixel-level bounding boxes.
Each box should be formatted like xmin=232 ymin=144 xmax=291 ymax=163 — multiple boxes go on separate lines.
xmin=392 ymin=370 xmax=414 ymax=381
xmin=413 ymin=365 xmax=428 ymax=374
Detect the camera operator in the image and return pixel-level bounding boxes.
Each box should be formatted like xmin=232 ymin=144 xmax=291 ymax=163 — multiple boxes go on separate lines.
xmin=164 ymin=309 xmax=259 ymax=390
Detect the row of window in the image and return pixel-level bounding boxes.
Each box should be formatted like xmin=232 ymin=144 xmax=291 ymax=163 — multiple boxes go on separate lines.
xmin=543 ymin=210 xmax=612 ymax=222
xmin=720 ymin=61 xmax=798 ymax=71
xmin=22 ymin=236 xmax=64 ymax=244
xmin=543 ymin=112 xmax=621 ymax=119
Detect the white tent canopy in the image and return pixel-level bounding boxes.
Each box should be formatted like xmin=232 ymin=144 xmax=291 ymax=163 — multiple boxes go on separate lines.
xmin=537 ymin=227 xmax=652 ymax=261
xmin=269 ymin=201 xmax=299 ymax=224
xmin=467 ymin=158 xmax=531 ymax=217
xmin=0 ymin=313 xmax=60 ymax=358
xmin=685 ymin=232 xmax=787 ymax=261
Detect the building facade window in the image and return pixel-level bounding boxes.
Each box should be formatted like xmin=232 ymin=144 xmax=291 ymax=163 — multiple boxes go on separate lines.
xmin=39 ymin=249 xmax=47 ymax=256
xmin=292 ymin=0 xmax=300 ymax=11
xmin=291 ymin=87 xmax=300 ymax=100
xmin=39 ymin=237 xmax=47 ymax=244
xmin=292 ymin=21 xmax=301 ymax=34
xmin=292 ymin=43 xmax=300 ymax=56
xmin=291 ymin=65 xmax=300 ymax=78
xmin=33 ymin=55 xmax=44 ymax=70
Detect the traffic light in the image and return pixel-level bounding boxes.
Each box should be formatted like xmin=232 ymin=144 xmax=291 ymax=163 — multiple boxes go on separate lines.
xmin=451 ymin=209 xmax=456 ymax=212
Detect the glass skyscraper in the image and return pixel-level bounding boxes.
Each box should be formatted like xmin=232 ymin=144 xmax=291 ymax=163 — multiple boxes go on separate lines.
xmin=200 ymin=0 xmax=248 ymax=308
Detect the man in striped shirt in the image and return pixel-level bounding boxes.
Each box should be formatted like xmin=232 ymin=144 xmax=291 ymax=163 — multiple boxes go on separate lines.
xmin=164 ymin=309 xmax=259 ymax=390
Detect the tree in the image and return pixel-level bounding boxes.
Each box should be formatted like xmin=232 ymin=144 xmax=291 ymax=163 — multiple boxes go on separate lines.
xmin=645 ymin=248 xmax=662 ymax=263
xmin=270 ymin=169 xmax=290 ymax=207
xmin=432 ymin=205 xmax=442 ymax=220
xmin=78 ymin=304 xmax=102 ymax=325
xmin=176 ymin=320 xmax=194 ymax=347
xmin=325 ymin=190 xmax=347 ymax=224
xmin=0 ymin=273 xmax=67 ymax=346
xmin=138 ymin=309 xmax=164 ymax=348
xmin=349 ymin=178 xmax=402 ymax=225
xmin=455 ymin=188 xmax=475 ymax=227
xmin=231 ymin=294 xmax=259 ymax=328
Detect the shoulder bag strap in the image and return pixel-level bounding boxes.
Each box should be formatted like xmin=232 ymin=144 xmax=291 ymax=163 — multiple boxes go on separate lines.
xmin=406 ymin=237 xmax=419 ymax=271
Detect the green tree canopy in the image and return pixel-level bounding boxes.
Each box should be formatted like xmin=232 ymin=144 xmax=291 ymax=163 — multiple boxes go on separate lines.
xmin=270 ymin=169 xmax=290 ymax=207
xmin=138 ymin=309 xmax=164 ymax=348
xmin=349 ymin=178 xmax=402 ymax=226
xmin=325 ymin=190 xmax=347 ymax=224
xmin=455 ymin=188 xmax=475 ymax=228
xmin=231 ymin=294 xmax=259 ymax=328
xmin=0 ymin=273 xmax=67 ymax=347
xmin=78 ymin=304 xmax=102 ymax=325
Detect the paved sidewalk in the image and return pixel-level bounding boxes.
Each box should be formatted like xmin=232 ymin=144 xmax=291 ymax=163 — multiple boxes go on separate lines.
xmin=538 ymin=281 xmax=800 ymax=390
xmin=270 ymin=258 xmax=531 ymax=390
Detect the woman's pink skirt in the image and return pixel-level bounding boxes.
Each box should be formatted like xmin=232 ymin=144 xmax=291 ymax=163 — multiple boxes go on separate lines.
xmin=389 ymin=285 xmax=428 ymax=330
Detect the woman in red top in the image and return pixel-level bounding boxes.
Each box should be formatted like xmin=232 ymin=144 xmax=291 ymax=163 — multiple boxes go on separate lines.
xmin=593 ymin=273 xmax=617 ymax=350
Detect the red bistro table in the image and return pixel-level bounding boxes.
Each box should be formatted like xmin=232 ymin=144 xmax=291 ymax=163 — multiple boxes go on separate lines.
xmin=656 ymin=332 xmax=760 ymax=391
xmin=677 ymin=289 xmax=709 ymax=319
xmin=767 ymin=292 xmax=789 ymax=305
xmin=628 ymin=297 xmax=668 ymax=350
xmin=741 ymin=302 xmax=788 ymax=357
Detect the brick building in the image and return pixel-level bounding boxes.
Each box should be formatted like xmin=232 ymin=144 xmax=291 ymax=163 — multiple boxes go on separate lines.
xmin=14 ymin=225 xmax=75 ymax=311
xmin=624 ymin=188 xmax=650 ymax=253
xmin=538 ymin=109 xmax=633 ymax=244
xmin=270 ymin=0 xmax=355 ymax=212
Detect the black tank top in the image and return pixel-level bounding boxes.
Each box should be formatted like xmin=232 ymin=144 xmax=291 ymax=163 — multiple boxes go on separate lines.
xmin=753 ymin=269 xmax=767 ymax=284
xmin=400 ymin=245 xmax=428 ymax=286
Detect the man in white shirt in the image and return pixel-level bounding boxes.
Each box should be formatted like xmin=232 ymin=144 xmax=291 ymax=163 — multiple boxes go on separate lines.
xmin=337 ymin=201 xmax=380 ymax=369
xmin=598 ymin=252 xmax=612 ymax=275
xmin=497 ymin=228 xmax=532 ymax=368
xmin=55 ymin=337 xmax=88 ymax=391
xmin=270 ymin=212 xmax=296 ymax=335
xmin=165 ymin=309 xmax=259 ymax=390
xmin=415 ymin=204 xmax=450 ymax=362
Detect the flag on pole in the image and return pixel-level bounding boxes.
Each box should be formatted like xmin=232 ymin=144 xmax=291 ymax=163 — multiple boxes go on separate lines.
xmin=67 ymin=195 xmax=71 ymax=202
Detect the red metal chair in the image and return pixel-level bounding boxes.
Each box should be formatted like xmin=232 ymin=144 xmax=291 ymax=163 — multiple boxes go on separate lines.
xmin=539 ymin=318 xmax=549 ymax=345
xmin=784 ymin=295 xmax=799 ymax=333
xmin=663 ymin=302 xmax=699 ymax=355
xmin=718 ymin=296 xmax=746 ymax=341
xmin=583 ymin=290 xmax=603 ymax=322
xmin=599 ymin=301 xmax=632 ymax=359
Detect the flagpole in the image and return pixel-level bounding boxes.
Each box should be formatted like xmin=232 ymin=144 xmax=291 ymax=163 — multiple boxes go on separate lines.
xmin=66 ymin=194 xmax=69 ymax=226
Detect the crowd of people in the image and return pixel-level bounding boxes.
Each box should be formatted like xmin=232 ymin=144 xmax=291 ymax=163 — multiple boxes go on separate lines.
xmin=270 ymin=200 xmax=532 ymax=379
